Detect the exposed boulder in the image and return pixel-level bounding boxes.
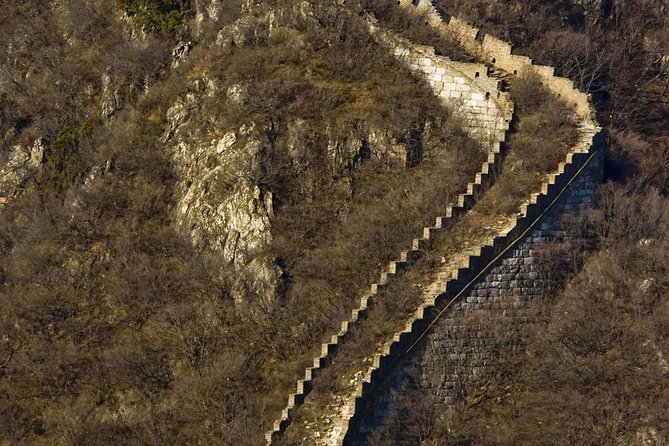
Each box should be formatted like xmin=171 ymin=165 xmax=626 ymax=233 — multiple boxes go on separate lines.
xmin=171 ymin=119 xmax=279 ymax=304
xmin=0 ymin=138 xmax=44 ymax=206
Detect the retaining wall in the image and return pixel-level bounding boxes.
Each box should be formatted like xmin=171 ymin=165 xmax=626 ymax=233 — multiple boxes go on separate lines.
xmin=343 ymin=127 xmax=604 ymax=444
xmin=421 ymin=149 xmax=603 ymax=401
xmin=267 ymin=5 xmax=604 ymax=444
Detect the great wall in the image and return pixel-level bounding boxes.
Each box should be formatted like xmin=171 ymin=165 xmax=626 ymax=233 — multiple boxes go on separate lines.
xmin=266 ymin=1 xmax=604 ymax=444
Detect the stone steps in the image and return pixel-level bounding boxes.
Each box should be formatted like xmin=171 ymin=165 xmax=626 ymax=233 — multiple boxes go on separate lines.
xmin=264 ymin=144 xmax=503 ymax=443
xmin=342 ymin=139 xmax=603 ymax=444
xmin=335 ymin=6 xmax=603 ymax=444
xmin=488 ymin=68 xmax=512 ymax=91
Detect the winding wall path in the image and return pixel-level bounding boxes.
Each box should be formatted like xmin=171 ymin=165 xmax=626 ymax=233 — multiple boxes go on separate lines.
xmin=267 ymin=4 xmax=603 ymax=444
xmin=340 ymin=2 xmax=604 ymax=442
xmin=264 ymin=20 xmax=514 ymax=446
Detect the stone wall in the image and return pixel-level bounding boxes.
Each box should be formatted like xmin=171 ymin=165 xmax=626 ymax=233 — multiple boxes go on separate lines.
xmin=267 ymin=7 xmax=604 ymax=445
xmin=337 ymin=11 xmax=604 ymax=440
xmin=419 ymin=148 xmax=603 ymax=403
xmin=426 ymin=11 xmax=593 ymax=119
xmin=395 ymin=12 xmax=602 ymax=405
xmin=390 ymin=41 xmax=513 ymax=144
xmin=264 ymin=27 xmax=513 ymax=446
xmin=344 ymin=130 xmax=605 ymax=444
xmin=397 ymin=0 xmax=444 ymax=27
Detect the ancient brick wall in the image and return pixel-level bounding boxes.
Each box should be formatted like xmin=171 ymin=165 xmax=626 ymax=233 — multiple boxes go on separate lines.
xmin=378 ymin=28 xmax=513 ymax=145
xmin=419 ymin=147 xmax=604 ymax=404
xmin=397 ymin=47 xmax=512 ymax=143
xmin=267 ymin=7 xmax=604 ymax=444
xmin=263 ymin=25 xmax=513 ymax=446
xmin=344 ymin=143 xmax=605 ymax=444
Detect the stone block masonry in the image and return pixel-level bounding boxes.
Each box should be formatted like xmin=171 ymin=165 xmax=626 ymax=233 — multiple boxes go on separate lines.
xmin=389 ymin=38 xmax=513 ymax=146
xmin=436 ymin=13 xmax=593 ymax=119
xmin=397 ymin=0 xmax=445 ymax=27
xmin=263 ymin=26 xmax=514 ymax=446
xmin=344 ymin=134 xmax=605 ymax=444
xmin=338 ymin=10 xmax=603 ymax=435
xmin=267 ymin=6 xmax=603 ymax=444
xmin=419 ymin=147 xmax=604 ymax=405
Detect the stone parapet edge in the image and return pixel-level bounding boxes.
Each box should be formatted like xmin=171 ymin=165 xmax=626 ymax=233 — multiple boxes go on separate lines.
xmin=263 ymin=28 xmax=514 ymax=446
xmin=370 ymin=23 xmax=515 ymax=142
xmin=430 ymin=3 xmax=594 ymax=121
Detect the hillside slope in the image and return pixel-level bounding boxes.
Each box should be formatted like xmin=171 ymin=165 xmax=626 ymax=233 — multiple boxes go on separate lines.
xmin=0 ymin=1 xmax=667 ymax=445
xmin=0 ymin=1 xmax=485 ymax=444
xmin=365 ymin=1 xmax=669 ymax=444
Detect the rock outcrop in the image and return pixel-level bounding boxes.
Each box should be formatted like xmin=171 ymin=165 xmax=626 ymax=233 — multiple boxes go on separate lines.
xmin=0 ymin=138 xmax=43 ymax=206
xmin=167 ymin=83 xmax=279 ymax=302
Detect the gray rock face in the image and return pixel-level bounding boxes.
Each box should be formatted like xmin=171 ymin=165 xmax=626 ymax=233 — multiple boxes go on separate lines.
xmin=177 ymin=134 xmax=273 ymax=265
xmin=100 ymin=70 xmax=142 ymax=119
xmin=195 ymin=0 xmax=223 ymax=29
xmin=0 ymin=138 xmax=44 ymax=206
xmin=164 ymin=60 xmax=415 ymax=306
xmin=165 ymin=72 xmax=280 ymax=305
xmin=171 ymin=123 xmax=278 ymax=304
xmin=100 ymin=71 xmax=123 ymax=118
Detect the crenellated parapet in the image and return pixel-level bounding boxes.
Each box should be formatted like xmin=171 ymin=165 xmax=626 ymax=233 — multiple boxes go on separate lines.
xmin=373 ymin=26 xmax=513 ymax=145
xmin=413 ymin=4 xmax=594 ymax=120
xmin=339 ymin=4 xmax=605 ymax=443
xmin=345 ymin=134 xmax=605 ymax=442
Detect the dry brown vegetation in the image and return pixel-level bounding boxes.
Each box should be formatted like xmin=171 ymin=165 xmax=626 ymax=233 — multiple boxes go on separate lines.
xmin=477 ymin=72 xmax=580 ymax=215
xmin=1 ymin=0 xmax=667 ymax=445
xmin=361 ymin=0 xmax=471 ymax=60
xmin=0 ymin=1 xmax=486 ymax=445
